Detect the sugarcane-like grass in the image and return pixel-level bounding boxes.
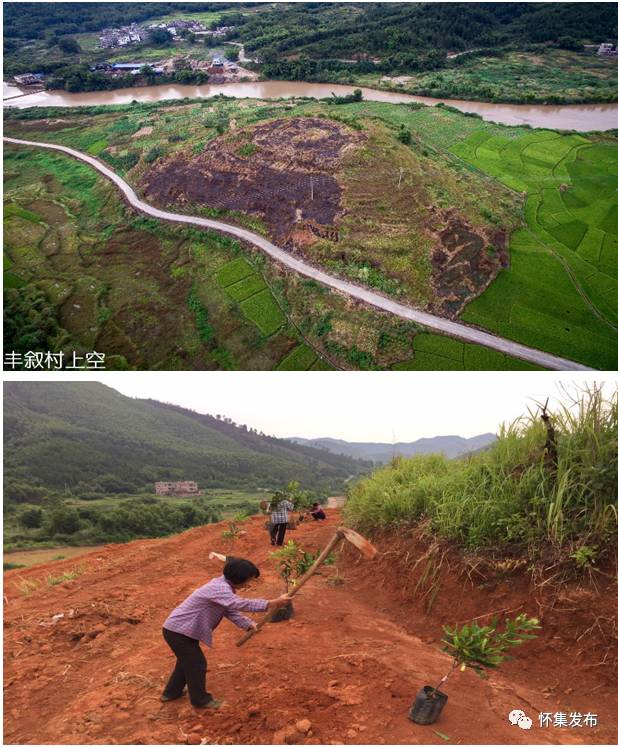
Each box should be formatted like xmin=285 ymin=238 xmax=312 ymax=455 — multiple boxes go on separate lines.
xmin=345 ymin=386 xmax=617 ymax=566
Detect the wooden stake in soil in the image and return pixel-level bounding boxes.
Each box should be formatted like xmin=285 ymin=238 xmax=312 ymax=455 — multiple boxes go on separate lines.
xmin=236 ymin=526 xmax=377 ymax=647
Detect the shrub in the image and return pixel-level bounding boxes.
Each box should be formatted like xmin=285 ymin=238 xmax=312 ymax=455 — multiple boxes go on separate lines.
xmin=19 ymin=507 xmax=43 ymax=529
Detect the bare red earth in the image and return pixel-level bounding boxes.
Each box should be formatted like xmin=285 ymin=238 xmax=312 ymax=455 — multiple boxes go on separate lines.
xmin=4 ymin=513 xmax=616 ymax=745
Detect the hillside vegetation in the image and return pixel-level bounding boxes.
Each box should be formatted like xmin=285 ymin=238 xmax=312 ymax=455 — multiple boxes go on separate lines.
xmin=345 ymin=386 xmax=617 ymax=566
xmin=231 ymin=3 xmax=618 ymax=103
xmin=3 ymin=381 xmax=367 ymax=500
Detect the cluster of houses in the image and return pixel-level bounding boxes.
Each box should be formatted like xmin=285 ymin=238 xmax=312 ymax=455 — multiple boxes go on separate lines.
xmin=97 ymin=19 xmax=236 ymax=49
xmin=86 ymin=54 xmax=244 ymax=81
xmin=98 ymin=23 xmax=146 ymax=49
xmin=198 ymin=25 xmax=236 ymax=39
xmin=147 ymin=19 xmax=207 ymax=38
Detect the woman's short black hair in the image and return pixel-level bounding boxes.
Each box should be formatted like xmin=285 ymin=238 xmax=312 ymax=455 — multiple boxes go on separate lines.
xmin=223 ymin=557 xmax=260 ymax=585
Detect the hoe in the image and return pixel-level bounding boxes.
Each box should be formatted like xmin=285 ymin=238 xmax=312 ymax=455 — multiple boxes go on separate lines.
xmin=236 ymin=526 xmax=377 ymax=646
xmin=209 ymin=528 xmax=377 ymax=644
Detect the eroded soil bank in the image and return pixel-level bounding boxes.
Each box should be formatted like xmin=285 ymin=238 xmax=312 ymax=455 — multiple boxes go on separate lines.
xmin=4 ymin=513 xmax=616 ymax=744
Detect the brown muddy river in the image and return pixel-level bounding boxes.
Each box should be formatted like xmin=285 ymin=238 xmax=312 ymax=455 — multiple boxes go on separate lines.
xmin=4 ymin=80 xmax=618 ymax=131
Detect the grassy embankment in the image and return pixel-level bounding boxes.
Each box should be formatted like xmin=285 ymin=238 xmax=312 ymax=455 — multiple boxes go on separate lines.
xmin=356 ymin=50 xmax=618 ymax=105
xmin=4 ymin=97 xmax=616 ymax=369
xmin=345 ymin=386 xmax=617 ymax=568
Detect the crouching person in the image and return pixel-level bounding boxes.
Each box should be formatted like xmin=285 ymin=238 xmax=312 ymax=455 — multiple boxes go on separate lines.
xmin=161 ymin=557 xmax=290 ymax=708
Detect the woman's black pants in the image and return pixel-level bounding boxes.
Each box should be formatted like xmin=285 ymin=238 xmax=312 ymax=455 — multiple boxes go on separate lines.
xmin=162 ymin=627 xmax=213 ymax=706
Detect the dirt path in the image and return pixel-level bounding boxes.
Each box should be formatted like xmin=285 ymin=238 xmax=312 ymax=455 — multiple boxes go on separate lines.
xmin=4 ymin=515 xmax=608 ymax=745
xmin=3 ymin=136 xmax=594 ymax=371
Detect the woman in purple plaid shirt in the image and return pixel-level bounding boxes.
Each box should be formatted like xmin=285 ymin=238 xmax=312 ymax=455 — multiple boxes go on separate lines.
xmin=161 ymin=557 xmax=290 ymax=708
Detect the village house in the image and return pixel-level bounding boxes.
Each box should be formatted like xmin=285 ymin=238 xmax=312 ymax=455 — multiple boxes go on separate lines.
xmin=13 ymin=73 xmax=43 ymax=86
xmin=598 ymin=42 xmax=618 ymax=57
xmin=155 ymin=481 xmax=200 ymax=496
xmin=110 ymin=62 xmax=164 ymax=75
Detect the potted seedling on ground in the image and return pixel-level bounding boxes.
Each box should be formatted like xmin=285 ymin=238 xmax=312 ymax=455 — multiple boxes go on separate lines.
xmin=270 ymin=540 xmax=320 ymax=622
xmin=410 ymin=613 xmax=541 ymax=725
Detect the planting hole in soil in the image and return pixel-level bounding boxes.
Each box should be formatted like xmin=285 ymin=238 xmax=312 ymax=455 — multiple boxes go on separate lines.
xmin=270 ymin=600 xmax=294 ymax=623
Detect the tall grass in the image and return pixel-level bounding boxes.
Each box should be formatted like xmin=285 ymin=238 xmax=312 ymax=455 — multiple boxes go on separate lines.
xmin=345 ymin=386 xmax=617 ymax=558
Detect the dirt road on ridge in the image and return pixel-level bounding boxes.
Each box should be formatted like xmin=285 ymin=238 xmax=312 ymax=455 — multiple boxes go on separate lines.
xmin=4 ymin=514 xmax=607 ymax=745
xmin=3 ymin=136 xmax=594 ymax=371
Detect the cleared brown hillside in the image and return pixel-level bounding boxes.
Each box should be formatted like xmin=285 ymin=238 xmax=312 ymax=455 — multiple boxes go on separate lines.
xmin=4 ymin=512 xmax=616 ymax=745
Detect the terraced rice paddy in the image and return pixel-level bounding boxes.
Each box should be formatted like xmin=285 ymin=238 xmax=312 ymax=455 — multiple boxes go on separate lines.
xmin=449 ymin=126 xmax=618 ymax=369
xmin=392 ymin=333 xmax=543 ymax=370
xmin=216 ymin=258 xmax=286 ymax=336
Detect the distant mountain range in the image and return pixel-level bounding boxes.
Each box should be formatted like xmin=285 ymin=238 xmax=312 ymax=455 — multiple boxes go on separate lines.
xmin=3 ymin=382 xmax=370 ymax=498
xmin=286 ymin=434 xmax=497 ymax=463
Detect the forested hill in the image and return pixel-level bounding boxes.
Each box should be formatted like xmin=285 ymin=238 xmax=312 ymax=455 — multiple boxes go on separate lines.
xmin=3 ymin=2 xmax=233 ymax=39
xmin=237 ymin=3 xmax=617 ymax=59
xmin=3 ymin=382 xmax=369 ymax=500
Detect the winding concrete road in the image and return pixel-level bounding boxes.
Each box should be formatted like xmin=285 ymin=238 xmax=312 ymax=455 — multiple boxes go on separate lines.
xmin=3 ymin=135 xmax=596 ymax=370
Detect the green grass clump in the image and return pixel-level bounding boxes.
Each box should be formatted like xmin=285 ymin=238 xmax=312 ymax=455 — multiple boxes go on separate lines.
xmin=241 ymin=290 xmax=286 ymax=336
xmin=345 ymin=386 xmax=617 ymax=561
xmin=237 ymin=142 xmax=258 ymax=158
xmin=276 ymin=344 xmax=318 ymax=371
xmin=216 ymin=258 xmax=255 ymax=287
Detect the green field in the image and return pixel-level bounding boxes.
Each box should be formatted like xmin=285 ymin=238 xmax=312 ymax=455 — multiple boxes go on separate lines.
xmin=450 ymin=127 xmax=618 ymax=369
xmin=276 ymin=344 xmax=318 ymax=371
xmin=240 ymin=289 xmax=286 ymax=336
xmin=392 ymin=333 xmax=543 ymax=371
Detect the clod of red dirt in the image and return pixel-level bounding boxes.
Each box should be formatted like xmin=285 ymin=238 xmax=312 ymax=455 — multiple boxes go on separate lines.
xmin=248 ymin=705 xmax=261 ymax=717
xmin=295 ymin=719 xmax=312 ymax=734
xmin=186 ymin=732 xmax=202 ymax=745
xmin=273 ymin=724 xmax=300 ymax=744
xmin=141 ymin=117 xmax=364 ymax=245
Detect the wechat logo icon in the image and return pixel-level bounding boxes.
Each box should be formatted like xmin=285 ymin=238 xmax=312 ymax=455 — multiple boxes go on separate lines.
xmin=509 ymin=709 xmax=532 ymax=730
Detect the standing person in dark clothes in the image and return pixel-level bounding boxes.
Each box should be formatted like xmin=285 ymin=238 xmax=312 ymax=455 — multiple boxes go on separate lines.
xmin=269 ymin=496 xmax=295 ymax=546
xmin=161 ymin=558 xmax=290 ymax=708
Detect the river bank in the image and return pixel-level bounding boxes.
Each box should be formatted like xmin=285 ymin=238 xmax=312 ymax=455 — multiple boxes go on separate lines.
xmin=4 ymin=80 xmax=618 ymax=131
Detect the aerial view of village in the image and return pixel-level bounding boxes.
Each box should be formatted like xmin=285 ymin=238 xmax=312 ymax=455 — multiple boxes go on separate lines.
xmin=3 ymin=2 xmax=618 ymax=371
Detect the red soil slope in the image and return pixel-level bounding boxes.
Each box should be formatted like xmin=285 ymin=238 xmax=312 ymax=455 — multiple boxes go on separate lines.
xmin=4 ymin=513 xmax=616 ymax=745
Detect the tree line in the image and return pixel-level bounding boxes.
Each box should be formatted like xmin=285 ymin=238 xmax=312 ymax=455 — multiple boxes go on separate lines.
xmin=6 ymin=495 xmax=225 ymax=549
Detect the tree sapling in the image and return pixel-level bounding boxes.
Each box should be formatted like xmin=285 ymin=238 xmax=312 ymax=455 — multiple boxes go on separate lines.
xmin=410 ymin=614 xmax=541 ymax=724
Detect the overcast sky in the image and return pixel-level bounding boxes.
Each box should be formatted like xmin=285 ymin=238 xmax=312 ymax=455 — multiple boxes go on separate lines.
xmin=9 ymin=372 xmax=614 ymax=442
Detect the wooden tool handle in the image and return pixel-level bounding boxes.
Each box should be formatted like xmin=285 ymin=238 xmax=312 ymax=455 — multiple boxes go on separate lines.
xmin=236 ymin=530 xmax=344 ymax=647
